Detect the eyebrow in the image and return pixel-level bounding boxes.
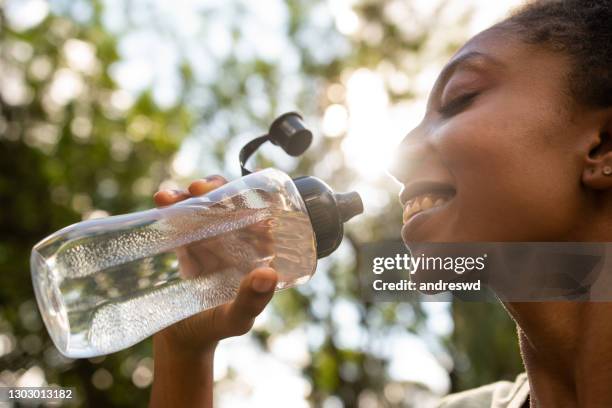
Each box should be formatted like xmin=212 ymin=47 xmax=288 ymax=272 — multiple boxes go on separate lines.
xmin=431 ymin=51 xmax=504 ymax=102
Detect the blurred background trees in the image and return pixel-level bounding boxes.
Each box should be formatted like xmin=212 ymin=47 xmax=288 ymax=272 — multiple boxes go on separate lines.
xmin=0 ymin=0 xmax=523 ymax=406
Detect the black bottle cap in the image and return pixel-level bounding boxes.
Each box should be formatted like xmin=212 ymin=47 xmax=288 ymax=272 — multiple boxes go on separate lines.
xmin=293 ymin=176 xmax=363 ymax=259
xmin=268 ymin=112 xmax=313 ymax=157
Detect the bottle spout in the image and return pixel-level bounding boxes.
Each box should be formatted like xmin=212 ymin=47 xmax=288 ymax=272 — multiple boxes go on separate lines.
xmin=293 ymin=176 xmax=363 ymax=258
xmin=334 ymin=191 xmax=363 ymax=223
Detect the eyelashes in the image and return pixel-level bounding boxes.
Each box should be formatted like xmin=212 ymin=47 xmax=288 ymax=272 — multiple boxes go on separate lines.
xmin=438 ymin=91 xmax=479 ymax=117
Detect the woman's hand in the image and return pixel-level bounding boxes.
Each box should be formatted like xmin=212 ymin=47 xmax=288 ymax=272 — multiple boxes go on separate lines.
xmin=152 ymin=175 xmax=278 ymax=351
xmin=150 ymin=176 xmax=278 ymax=408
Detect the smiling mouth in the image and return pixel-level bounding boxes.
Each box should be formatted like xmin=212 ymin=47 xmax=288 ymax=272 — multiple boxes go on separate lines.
xmin=400 ymin=182 xmax=456 ymax=225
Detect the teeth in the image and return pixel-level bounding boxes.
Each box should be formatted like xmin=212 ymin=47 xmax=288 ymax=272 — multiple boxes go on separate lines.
xmin=403 ymin=194 xmax=449 ymax=224
xmin=421 ymin=197 xmax=433 ymax=210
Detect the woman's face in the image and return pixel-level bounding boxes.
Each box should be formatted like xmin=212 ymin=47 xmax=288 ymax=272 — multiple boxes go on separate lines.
xmin=392 ymin=28 xmax=599 ymax=243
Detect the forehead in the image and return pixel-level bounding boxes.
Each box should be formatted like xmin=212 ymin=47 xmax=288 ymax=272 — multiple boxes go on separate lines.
xmin=455 ymin=27 xmax=521 ymax=59
xmin=446 ymin=27 xmax=570 ymax=86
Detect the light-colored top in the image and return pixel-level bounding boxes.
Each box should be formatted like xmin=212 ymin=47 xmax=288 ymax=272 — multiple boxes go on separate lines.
xmin=437 ymin=373 xmax=529 ymax=408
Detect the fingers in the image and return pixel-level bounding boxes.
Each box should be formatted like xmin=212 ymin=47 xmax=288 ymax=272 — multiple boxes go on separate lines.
xmin=153 ymin=189 xmax=191 ymax=207
xmin=153 ymin=175 xmax=227 ymax=207
xmin=216 ymin=267 xmax=278 ymax=338
xmin=188 ymin=175 xmax=227 ymax=196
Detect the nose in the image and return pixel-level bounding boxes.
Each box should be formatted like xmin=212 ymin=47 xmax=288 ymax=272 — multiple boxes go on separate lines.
xmin=389 ymin=124 xmax=435 ymax=186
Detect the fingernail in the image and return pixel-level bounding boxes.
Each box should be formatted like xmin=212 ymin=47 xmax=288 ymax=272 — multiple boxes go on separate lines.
xmin=252 ymin=277 xmax=275 ymax=293
xmin=205 ymin=175 xmax=225 ymax=184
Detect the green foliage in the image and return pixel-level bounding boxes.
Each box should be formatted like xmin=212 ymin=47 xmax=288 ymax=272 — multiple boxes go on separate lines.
xmin=0 ymin=6 xmax=189 ymax=406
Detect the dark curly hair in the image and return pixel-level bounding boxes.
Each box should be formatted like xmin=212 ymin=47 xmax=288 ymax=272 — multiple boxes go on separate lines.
xmin=496 ymin=0 xmax=612 ymax=109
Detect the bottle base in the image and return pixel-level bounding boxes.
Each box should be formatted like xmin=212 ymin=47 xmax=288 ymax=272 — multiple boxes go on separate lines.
xmin=31 ymin=250 xmax=70 ymax=356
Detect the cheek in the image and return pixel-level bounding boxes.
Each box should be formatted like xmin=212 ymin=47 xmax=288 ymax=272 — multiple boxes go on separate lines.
xmin=433 ymin=98 xmax=581 ymax=240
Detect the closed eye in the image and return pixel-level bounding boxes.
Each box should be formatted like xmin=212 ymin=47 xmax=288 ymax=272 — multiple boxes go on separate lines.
xmin=438 ymin=91 xmax=479 ymax=117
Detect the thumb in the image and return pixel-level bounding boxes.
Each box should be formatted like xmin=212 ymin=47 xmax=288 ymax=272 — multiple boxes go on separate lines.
xmin=216 ymin=268 xmax=278 ymax=338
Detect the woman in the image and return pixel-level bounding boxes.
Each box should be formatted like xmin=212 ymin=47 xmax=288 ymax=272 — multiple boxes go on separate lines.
xmin=150 ymin=1 xmax=612 ymax=406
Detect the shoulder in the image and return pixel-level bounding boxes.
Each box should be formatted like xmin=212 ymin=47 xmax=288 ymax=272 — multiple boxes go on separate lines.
xmin=436 ymin=373 xmax=529 ymax=408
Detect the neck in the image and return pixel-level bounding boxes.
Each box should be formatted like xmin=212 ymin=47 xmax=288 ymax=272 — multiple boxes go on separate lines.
xmin=506 ymin=302 xmax=612 ymax=407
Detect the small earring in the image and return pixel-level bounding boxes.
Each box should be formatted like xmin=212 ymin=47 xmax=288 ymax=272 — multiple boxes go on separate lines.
xmin=604 ymin=166 xmax=612 ymax=176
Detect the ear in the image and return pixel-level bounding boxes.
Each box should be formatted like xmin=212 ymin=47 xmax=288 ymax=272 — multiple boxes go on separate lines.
xmin=582 ymin=116 xmax=612 ymax=190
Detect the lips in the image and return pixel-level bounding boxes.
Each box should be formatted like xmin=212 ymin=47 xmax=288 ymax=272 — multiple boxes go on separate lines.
xmin=400 ymin=181 xmax=456 ymax=225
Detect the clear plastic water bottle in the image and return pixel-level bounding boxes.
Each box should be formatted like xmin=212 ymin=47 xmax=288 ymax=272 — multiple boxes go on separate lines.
xmin=31 ymin=168 xmax=362 ymax=358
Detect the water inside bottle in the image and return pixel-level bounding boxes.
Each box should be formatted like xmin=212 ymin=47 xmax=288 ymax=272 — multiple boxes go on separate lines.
xmin=31 ymin=189 xmax=316 ymax=357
